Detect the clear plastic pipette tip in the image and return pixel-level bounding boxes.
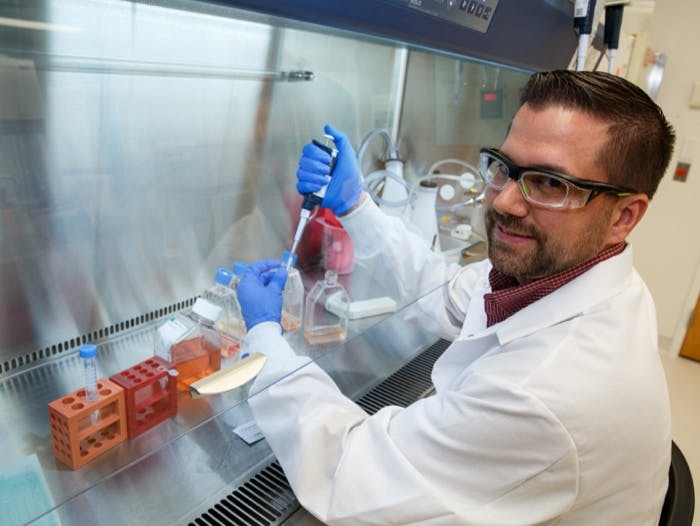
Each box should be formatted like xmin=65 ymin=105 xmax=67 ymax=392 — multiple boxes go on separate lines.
xmin=287 ymin=210 xmax=310 ymax=271
xmin=286 ymin=243 xmax=297 ymax=271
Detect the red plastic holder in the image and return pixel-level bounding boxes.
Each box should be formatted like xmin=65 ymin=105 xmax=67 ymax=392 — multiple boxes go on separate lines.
xmin=48 ymin=378 xmax=127 ymax=470
xmin=109 ymin=356 xmax=177 ymax=438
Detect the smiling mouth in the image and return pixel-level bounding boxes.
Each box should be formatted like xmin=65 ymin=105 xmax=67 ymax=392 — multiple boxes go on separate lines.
xmin=496 ymin=224 xmax=534 ymax=239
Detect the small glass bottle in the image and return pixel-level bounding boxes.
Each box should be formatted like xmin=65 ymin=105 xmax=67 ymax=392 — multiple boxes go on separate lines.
xmin=281 ymin=251 xmax=304 ymax=334
xmin=304 ymin=270 xmax=350 ymax=345
xmin=202 ymin=268 xmax=245 ymax=359
xmin=79 ymin=343 xmax=98 ymax=403
xmin=154 ymin=298 xmax=222 ymax=392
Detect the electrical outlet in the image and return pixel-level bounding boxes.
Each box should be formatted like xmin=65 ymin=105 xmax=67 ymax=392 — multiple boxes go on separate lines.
xmin=690 ymin=81 xmax=700 ymax=109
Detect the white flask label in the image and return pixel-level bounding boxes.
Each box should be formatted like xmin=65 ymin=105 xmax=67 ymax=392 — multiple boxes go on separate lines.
xmin=155 ymin=317 xmax=189 ymax=361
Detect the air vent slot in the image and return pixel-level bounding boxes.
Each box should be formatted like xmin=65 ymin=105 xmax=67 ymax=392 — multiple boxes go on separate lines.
xmin=191 ymin=461 xmax=297 ymax=526
xmin=1 ymin=296 xmax=198 ymax=376
xmin=188 ymin=339 xmax=450 ymax=526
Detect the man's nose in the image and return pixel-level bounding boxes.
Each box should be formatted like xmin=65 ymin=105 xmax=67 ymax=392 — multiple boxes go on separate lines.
xmin=490 ymin=179 xmax=529 ymax=217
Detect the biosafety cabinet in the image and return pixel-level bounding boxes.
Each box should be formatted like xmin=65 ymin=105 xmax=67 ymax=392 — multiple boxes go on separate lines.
xmin=0 ymin=1 xmax=575 ymax=524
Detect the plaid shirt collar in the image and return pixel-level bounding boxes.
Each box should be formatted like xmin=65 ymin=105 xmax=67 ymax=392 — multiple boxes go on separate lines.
xmin=484 ymin=242 xmax=626 ymax=327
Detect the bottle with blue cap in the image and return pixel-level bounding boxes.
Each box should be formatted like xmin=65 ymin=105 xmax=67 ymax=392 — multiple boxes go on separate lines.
xmin=202 ymin=267 xmax=245 ymax=359
xmin=154 ymin=297 xmax=222 ymax=392
xmin=281 ymin=251 xmax=303 ymax=334
xmin=79 ymin=343 xmax=99 ymax=403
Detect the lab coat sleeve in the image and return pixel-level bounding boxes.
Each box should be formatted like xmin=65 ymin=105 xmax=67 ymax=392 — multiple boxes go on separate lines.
xmin=247 ymin=323 xmax=578 ymax=526
xmin=339 ymin=197 xmax=484 ymax=339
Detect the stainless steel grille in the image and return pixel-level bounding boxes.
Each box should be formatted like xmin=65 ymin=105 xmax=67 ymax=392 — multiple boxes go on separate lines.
xmin=355 ymin=340 xmax=445 ymax=414
xmin=187 ymin=338 xmax=450 ymax=526
xmin=191 ymin=461 xmax=298 ymax=526
xmin=0 ymin=297 xmax=196 ymax=376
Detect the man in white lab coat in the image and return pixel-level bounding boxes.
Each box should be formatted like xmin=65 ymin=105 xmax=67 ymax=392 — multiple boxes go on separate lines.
xmin=237 ymin=70 xmax=676 ymax=525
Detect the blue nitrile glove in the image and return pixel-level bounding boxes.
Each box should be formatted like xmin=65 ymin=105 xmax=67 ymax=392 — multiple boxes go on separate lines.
xmin=237 ymin=259 xmax=288 ymax=331
xmin=296 ymin=124 xmax=363 ymax=216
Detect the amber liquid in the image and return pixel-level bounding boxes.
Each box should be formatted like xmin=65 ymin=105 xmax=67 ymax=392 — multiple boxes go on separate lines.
xmin=170 ymin=336 xmax=222 ymax=392
xmin=282 ymin=312 xmax=301 ymax=332
xmin=220 ymin=333 xmax=241 ymax=358
xmin=304 ymin=326 xmax=347 ymax=345
xmin=218 ymin=316 xmax=245 ymax=358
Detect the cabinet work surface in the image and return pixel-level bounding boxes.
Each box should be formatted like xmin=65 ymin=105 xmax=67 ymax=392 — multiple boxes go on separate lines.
xmin=0 ymin=265 xmax=448 ymax=525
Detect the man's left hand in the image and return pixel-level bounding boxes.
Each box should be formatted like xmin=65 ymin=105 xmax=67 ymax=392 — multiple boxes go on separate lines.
xmin=237 ymin=259 xmax=288 ymax=331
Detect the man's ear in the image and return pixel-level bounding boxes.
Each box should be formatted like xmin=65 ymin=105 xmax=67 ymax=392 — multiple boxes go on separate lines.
xmin=608 ymin=194 xmax=649 ymax=244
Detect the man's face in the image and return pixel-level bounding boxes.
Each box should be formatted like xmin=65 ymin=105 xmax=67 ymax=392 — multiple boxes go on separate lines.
xmin=485 ymin=103 xmax=618 ymax=284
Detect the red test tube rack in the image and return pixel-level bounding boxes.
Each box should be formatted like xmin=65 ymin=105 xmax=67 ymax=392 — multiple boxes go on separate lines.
xmin=109 ymin=356 xmax=177 ymax=438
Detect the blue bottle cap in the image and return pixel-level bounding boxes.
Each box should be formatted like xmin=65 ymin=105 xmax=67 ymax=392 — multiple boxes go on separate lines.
xmin=215 ymin=268 xmax=233 ymax=286
xmin=79 ymin=343 xmax=98 ymax=359
xmin=232 ymin=261 xmax=249 ymax=276
xmin=281 ymin=251 xmax=298 ymax=266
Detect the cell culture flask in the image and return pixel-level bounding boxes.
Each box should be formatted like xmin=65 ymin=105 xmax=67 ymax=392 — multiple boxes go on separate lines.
xmin=281 ymin=251 xmax=303 ymax=334
xmin=154 ymin=298 xmax=222 ymax=392
xmin=304 ymin=270 xmax=349 ymax=345
xmin=202 ymin=267 xmax=245 ymax=359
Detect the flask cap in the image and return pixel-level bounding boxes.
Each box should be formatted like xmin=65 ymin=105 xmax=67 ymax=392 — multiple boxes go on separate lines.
xmin=281 ymin=251 xmax=298 ymax=266
xmin=215 ymin=268 xmax=233 ymax=286
xmin=232 ymin=261 xmax=249 ymax=276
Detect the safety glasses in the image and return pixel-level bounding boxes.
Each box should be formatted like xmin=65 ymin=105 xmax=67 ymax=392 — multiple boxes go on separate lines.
xmin=478 ymin=148 xmax=636 ymax=210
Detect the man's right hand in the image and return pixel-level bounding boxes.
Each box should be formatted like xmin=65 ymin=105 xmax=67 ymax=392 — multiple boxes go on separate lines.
xmin=296 ymin=124 xmax=363 ymax=216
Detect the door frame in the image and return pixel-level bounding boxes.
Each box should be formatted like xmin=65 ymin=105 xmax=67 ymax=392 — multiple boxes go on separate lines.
xmin=670 ymin=257 xmax=700 ymax=356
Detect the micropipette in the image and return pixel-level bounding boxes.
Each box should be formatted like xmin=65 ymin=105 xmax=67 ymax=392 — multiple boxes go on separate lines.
xmin=287 ymin=134 xmax=338 ymax=270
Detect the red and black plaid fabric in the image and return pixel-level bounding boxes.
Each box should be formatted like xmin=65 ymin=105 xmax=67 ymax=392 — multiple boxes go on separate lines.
xmin=484 ymin=243 xmax=626 ymax=327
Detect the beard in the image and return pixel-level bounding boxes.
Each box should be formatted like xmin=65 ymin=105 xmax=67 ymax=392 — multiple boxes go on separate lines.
xmin=484 ymin=206 xmax=612 ymax=283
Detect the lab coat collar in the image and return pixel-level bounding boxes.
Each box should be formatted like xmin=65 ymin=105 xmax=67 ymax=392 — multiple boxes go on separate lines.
xmin=492 ymin=245 xmax=635 ymax=345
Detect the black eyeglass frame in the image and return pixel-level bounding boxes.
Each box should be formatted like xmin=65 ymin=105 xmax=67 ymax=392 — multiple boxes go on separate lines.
xmin=479 ymin=148 xmax=637 ymax=208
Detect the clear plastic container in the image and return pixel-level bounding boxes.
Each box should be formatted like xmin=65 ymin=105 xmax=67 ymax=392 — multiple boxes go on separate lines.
xmin=409 ymin=179 xmax=441 ymax=250
xmin=304 ymin=270 xmax=350 ymax=345
xmin=79 ymin=343 xmax=98 ymax=403
xmin=281 ymin=251 xmax=303 ymax=334
xmin=229 ymin=262 xmax=250 ymax=357
xmin=202 ymin=268 xmax=245 ymax=359
xmin=154 ymin=298 xmax=222 ymax=392
xmin=320 ymin=208 xmax=354 ymax=275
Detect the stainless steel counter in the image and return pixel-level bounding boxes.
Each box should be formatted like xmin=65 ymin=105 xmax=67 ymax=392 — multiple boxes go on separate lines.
xmin=0 ymin=273 xmax=442 ymax=525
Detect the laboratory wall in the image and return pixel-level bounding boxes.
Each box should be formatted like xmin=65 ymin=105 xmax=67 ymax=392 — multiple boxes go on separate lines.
xmin=0 ymin=0 xmax=526 ymax=374
xmin=623 ymin=0 xmax=700 ymax=354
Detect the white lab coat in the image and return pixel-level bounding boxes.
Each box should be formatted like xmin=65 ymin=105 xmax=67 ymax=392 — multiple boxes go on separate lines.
xmin=247 ymin=198 xmax=672 ymax=525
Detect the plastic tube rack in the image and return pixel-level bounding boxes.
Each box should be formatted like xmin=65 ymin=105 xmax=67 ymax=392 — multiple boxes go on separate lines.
xmin=48 ymin=378 xmax=127 ymax=470
xmin=109 ymin=356 xmax=177 ymax=438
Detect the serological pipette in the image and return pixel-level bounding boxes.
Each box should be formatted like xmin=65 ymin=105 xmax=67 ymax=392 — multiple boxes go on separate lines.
xmin=287 ymin=134 xmax=338 ymax=271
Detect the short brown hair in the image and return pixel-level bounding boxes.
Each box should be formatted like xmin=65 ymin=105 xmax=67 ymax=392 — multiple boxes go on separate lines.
xmin=520 ymin=70 xmax=675 ymax=198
